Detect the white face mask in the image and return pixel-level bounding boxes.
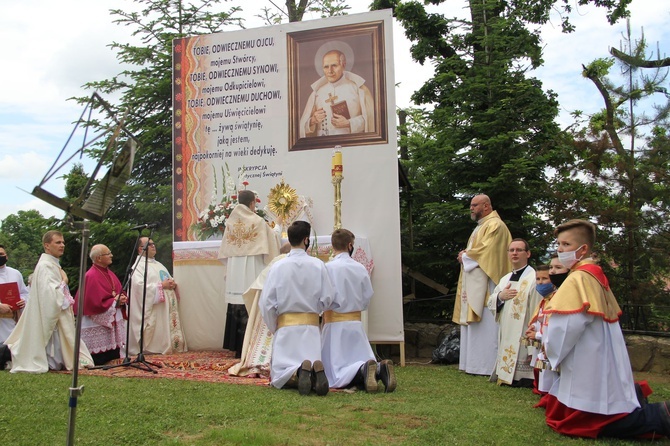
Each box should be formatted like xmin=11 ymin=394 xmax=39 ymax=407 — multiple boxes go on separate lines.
xmin=558 ymin=245 xmax=585 ymax=269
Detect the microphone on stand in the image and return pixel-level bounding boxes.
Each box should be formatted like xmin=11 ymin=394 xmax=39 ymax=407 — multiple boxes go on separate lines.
xmin=130 ymin=222 xmax=160 ymax=231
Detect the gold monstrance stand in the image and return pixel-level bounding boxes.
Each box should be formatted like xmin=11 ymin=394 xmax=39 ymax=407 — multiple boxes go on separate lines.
xmin=267 ymin=180 xmax=300 ymax=238
xmin=332 ymin=146 xmax=343 ymax=230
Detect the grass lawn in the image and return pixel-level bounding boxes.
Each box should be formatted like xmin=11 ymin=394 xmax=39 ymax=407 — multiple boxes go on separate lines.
xmin=2 ymin=363 xmax=668 ymax=445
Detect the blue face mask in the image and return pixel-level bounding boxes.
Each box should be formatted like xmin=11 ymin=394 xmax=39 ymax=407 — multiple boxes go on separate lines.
xmin=536 ymin=282 xmax=554 ymax=297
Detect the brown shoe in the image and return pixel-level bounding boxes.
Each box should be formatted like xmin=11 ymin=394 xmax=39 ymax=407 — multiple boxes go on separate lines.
xmin=364 ymin=359 xmax=378 ymax=393
xmin=311 ymin=360 xmax=329 ymax=396
xmin=298 ymin=360 xmax=312 ymax=396
xmin=379 ymin=359 xmax=397 ymax=393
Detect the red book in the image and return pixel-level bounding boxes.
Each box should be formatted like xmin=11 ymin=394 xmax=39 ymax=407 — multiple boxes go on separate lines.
xmin=0 ymin=282 xmax=21 ymax=311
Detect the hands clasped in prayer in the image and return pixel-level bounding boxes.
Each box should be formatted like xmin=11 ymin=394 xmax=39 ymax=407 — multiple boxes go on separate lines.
xmin=161 ymin=278 xmax=177 ymax=291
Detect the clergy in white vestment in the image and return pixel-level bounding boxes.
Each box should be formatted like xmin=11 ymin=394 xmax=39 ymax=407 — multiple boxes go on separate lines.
xmin=525 ymin=255 xmax=568 ymax=395
xmin=452 ymin=194 xmax=511 ymax=376
xmin=228 ymin=243 xmax=291 ymax=377
xmin=0 ymin=244 xmax=29 ymax=342
xmin=299 ymin=46 xmax=375 ymax=138
xmin=128 ymin=237 xmax=187 ymax=355
xmin=259 ymin=221 xmax=334 ymax=396
xmin=6 ymin=231 xmax=93 ymax=373
xmin=541 ymin=219 xmax=670 ymax=439
xmin=218 ymin=189 xmax=280 ymax=358
xmin=0 ymin=244 xmax=29 ymax=369
xmin=321 ymin=229 xmax=396 ymax=393
xmin=487 ymin=238 xmax=542 ymax=386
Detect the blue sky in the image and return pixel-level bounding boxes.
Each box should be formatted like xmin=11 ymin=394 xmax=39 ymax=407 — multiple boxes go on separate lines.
xmin=0 ymin=0 xmax=668 ymax=222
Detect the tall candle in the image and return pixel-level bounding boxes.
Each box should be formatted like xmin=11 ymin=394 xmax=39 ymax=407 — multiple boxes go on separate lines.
xmin=332 ymin=146 xmax=343 ymax=177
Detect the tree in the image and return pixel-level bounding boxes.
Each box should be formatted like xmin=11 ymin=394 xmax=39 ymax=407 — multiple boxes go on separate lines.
xmin=551 ymin=22 xmax=670 ymax=304
xmin=0 ymin=210 xmax=60 ymax=281
xmin=257 ymin=0 xmax=350 ymax=24
xmin=369 ymin=0 xmax=633 ymax=309
xmin=72 ymin=0 xmax=243 ymax=271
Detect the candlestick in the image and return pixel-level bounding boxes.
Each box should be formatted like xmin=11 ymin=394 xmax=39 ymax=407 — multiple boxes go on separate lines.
xmin=332 ymin=146 xmax=343 ymax=230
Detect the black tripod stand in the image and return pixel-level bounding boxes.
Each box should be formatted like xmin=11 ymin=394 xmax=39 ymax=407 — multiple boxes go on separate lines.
xmin=102 ymin=225 xmax=161 ymax=373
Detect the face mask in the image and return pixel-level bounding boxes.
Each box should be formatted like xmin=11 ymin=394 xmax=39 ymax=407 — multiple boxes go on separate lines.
xmin=348 ymin=245 xmax=354 ymax=256
xmin=536 ymin=283 xmax=554 ymax=297
xmin=0 ymin=255 xmax=6 ymax=267
xmin=304 ymin=239 xmax=310 ymax=251
xmin=550 ymin=272 xmax=569 ymax=288
xmin=557 ymin=245 xmax=585 ymax=269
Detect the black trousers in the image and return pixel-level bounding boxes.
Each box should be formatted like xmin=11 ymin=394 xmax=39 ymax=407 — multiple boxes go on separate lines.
xmin=223 ymin=304 xmax=248 ymax=358
xmin=600 ymin=403 xmax=668 ymax=439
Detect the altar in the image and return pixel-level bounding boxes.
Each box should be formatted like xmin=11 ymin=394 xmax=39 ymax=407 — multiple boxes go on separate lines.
xmin=173 ymin=235 xmax=374 ymax=351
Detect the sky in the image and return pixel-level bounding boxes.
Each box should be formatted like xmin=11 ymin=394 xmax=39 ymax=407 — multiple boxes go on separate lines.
xmin=0 ymin=0 xmax=668 ymax=223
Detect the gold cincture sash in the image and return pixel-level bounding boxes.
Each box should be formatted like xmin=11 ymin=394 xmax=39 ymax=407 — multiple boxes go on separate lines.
xmin=277 ymin=312 xmax=319 ymax=328
xmin=322 ymin=310 xmax=361 ymax=324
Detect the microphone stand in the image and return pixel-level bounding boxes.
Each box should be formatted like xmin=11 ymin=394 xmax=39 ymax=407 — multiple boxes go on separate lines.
xmin=102 ymin=225 xmax=161 ymax=373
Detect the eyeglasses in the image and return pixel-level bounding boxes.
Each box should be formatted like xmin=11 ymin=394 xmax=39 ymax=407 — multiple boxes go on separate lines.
xmin=100 ymin=252 xmax=113 ymax=256
xmin=140 ymin=243 xmax=155 ymax=249
xmin=508 ymin=248 xmax=527 ymax=253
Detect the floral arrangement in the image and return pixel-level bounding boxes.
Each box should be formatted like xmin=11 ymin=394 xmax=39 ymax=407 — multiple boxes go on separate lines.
xmin=191 ymin=164 xmax=267 ymax=241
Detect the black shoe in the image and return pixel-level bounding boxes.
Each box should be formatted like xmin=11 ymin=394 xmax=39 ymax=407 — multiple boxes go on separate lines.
xmin=298 ymin=360 xmax=312 ymax=396
xmin=311 ymin=360 xmax=329 ymax=396
xmin=378 ymin=359 xmax=397 ymax=393
xmin=363 ymin=359 xmax=378 ymax=393
xmin=0 ymin=344 xmax=10 ymax=371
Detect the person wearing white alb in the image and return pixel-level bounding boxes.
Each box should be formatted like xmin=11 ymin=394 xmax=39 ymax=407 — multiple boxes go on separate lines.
xmin=0 ymin=244 xmax=29 ymax=369
xmin=321 ymin=228 xmax=396 ymax=393
xmin=259 ymin=221 xmax=334 ymax=396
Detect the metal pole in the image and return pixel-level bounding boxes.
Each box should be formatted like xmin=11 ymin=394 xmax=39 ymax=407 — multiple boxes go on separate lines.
xmin=66 ymin=220 xmax=90 ymax=446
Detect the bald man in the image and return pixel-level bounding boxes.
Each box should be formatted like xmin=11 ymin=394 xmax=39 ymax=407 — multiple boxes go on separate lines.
xmin=453 ymin=194 xmax=512 ymax=375
xmin=74 ymin=244 xmax=127 ymax=365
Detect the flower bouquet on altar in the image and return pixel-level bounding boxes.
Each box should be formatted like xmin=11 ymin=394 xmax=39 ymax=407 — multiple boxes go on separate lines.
xmin=191 ymin=165 xmax=268 ymax=241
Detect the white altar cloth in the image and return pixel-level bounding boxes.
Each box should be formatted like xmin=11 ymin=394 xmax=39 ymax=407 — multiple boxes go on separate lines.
xmin=173 ymin=236 xmax=373 ymax=350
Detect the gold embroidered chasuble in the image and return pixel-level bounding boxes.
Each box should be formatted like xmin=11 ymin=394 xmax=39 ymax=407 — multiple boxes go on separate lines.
xmin=453 ymin=210 xmax=512 ymax=324
xmin=218 ymin=204 xmax=280 ymax=262
xmin=487 ymin=266 xmax=543 ymax=385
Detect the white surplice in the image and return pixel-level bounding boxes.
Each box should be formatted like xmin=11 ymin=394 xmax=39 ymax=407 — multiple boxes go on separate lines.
xmin=0 ymin=265 xmax=30 ymax=343
xmin=321 ymin=253 xmax=375 ymax=388
xmin=128 ymin=257 xmax=187 ymax=355
xmin=259 ymin=249 xmax=334 ymax=388
xmin=545 ymin=311 xmax=639 ymax=414
xmin=487 ymin=266 xmax=543 ymax=385
xmin=6 ymin=254 xmax=93 ymax=373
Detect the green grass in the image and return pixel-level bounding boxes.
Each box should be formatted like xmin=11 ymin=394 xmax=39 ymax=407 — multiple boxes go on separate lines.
xmin=2 ymin=364 xmax=668 ymax=445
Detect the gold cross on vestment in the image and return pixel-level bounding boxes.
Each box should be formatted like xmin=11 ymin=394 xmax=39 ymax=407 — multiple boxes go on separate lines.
xmin=325 ymin=92 xmax=338 ymax=105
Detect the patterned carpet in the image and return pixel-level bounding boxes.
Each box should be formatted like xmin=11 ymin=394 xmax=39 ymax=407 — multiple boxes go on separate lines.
xmin=76 ymin=350 xmax=271 ymax=386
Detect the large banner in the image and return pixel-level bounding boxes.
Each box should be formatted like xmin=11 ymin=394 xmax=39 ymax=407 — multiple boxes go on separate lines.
xmin=172 ymin=10 xmax=403 ymax=342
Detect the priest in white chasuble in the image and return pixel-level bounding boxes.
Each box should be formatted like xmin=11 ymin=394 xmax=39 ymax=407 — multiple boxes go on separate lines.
xmin=218 ymin=189 xmax=280 ymax=358
xmin=6 ymin=230 xmax=93 ymax=373
xmin=129 ymin=238 xmax=186 ymax=355
xmin=452 ymin=194 xmax=512 ymax=376
xmin=487 ymin=238 xmax=542 ymax=386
